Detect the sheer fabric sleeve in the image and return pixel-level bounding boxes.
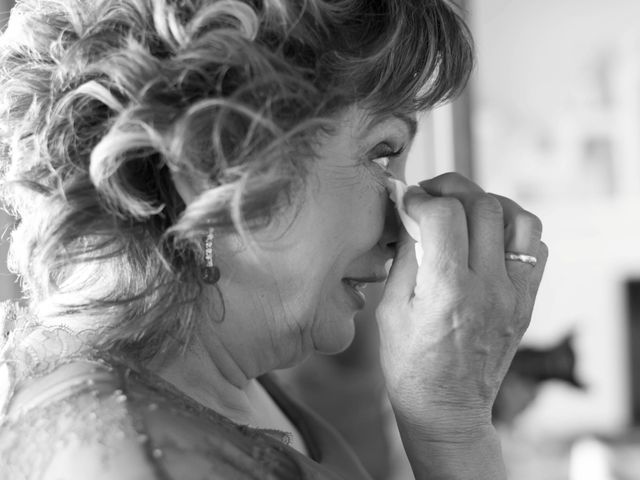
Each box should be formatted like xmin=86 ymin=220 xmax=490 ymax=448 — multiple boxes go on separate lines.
xmin=0 ymin=366 xmax=161 ymax=480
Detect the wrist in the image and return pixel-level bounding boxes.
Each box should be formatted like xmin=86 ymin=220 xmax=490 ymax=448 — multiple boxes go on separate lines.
xmin=395 ymin=408 xmax=495 ymax=445
xmin=395 ymin=419 xmax=506 ymax=480
xmin=388 ymin=394 xmax=494 ymax=443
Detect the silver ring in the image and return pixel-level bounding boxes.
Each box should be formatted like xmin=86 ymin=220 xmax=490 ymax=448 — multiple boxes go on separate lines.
xmin=505 ymin=252 xmax=537 ymax=266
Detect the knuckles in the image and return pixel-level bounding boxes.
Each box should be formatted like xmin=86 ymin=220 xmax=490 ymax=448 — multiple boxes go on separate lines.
xmin=405 ymin=194 xmax=465 ymax=225
xmin=515 ymin=210 xmax=543 ymax=238
xmin=428 ymin=171 xmax=466 ymax=188
xmin=470 ymin=194 xmax=504 ymax=219
xmin=429 ymin=197 xmax=466 ymax=219
xmin=420 ymin=172 xmax=484 ymax=196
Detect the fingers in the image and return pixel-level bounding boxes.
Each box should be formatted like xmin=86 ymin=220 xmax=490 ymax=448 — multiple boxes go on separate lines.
xmin=490 ymin=193 xmax=544 ymax=287
xmin=403 ymin=186 xmax=469 ymax=271
xmin=384 ymin=172 xmax=547 ymax=304
xmin=418 ymin=172 xmax=485 ymax=197
xmin=491 ymin=194 xmax=543 ymax=257
xmin=527 ymin=240 xmax=548 ymax=299
xmin=383 ymin=229 xmax=419 ymax=303
xmin=419 ymin=173 xmax=505 ymax=273
xmin=382 ymin=186 xmax=469 ymax=303
xmin=419 ymin=173 xmax=546 ymax=293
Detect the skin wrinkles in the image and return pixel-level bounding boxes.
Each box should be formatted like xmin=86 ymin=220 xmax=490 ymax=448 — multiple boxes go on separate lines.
xmin=150 ymin=106 xmax=430 ymax=453
xmin=359 ymin=117 xmax=415 ymax=182
xmin=272 ymin=277 xmax=313 ymax=361
xmin=171 ymin=107 xmax=418 ymax=386
xmin=319 ymin=163 xmax=365 ymax=191
xmin=316 ymin=116 xmax=413 ymax=196
xmin=297 ymin=110 xmax=414 ymax=355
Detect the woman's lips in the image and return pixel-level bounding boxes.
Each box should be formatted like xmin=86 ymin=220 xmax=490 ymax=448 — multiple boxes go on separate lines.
xmin=341 ymin=276 xmax=386 ymax=310
xmin=342 ymin=279 xmax=367 ymax=309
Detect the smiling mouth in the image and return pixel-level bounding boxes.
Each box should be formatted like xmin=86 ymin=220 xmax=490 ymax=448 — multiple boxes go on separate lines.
xmin=343 ymin=275 xmax=387 ymax=285
xmin=343 ymin=278 xmax=367 ymax=292
xmin=341 ymin=276 xmax=386 ymax=310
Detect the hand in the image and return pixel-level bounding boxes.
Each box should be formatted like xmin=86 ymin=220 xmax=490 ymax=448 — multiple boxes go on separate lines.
xmin=376 ymin=173 xmax=547 ymax=440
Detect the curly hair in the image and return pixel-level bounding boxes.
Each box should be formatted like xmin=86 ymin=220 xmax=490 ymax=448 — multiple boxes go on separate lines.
xmin=0 ymin=0 xmax=473 ymax=360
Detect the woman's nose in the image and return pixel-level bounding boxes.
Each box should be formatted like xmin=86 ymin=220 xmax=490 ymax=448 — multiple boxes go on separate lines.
xmin=379 ymin=199 xmax=401 ymax=257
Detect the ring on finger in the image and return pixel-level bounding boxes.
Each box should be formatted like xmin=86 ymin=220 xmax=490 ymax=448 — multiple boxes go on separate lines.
xmin=505 ymin=251 xmax=537 ymax=267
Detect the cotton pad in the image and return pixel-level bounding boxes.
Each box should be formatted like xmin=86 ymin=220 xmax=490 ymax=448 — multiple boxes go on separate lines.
xmin=387 ymin=177 xmax=424 ymax=265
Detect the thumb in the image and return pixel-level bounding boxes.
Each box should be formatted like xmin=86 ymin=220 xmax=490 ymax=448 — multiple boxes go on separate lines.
xmin=381 ymin=229 xmax=418 ymax=305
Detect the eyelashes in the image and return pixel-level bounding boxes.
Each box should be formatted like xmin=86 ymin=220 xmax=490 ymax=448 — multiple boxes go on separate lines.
xmin=365 ymin=145 xmax=406 ymax=191
xmin=370 ymin=146 xmax=405 ymax=172
xmin=371 ymin=156 xmax=391 ymax=170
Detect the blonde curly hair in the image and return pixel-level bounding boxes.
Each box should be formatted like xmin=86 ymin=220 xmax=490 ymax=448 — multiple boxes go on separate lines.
xmin=0 ymin=0 xmax=473 ymax=360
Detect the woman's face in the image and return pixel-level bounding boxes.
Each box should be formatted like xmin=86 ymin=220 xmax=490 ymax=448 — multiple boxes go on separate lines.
xmin=217 ymin=107 xmax=416 ymax=367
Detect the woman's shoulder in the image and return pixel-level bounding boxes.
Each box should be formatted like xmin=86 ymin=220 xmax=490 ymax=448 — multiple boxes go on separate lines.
xmin=0 ymin=359 xmax=324 ymax=480
xmin=0 ymin=361 xmax=157 ymax=479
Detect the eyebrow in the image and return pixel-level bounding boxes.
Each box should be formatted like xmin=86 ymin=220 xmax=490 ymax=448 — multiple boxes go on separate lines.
xmin=365 ymin=112 xmax=418 ymax=143
xmin=394 ymin=113 xmax=418 ymax=141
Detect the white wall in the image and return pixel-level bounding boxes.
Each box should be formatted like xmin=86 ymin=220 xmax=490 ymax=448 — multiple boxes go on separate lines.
xmin=471 ymin=0 xmax=640 ymax=437
xmin=473 ymin=0 xmax=640 ymax=124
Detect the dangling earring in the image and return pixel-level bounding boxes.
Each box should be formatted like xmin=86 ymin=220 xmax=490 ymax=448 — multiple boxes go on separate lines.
xmin=201 ymin=227 xmax=221 ymax=285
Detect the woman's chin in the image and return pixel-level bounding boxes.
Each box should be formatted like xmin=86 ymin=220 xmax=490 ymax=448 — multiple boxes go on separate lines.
xmin=311 ymin=314 xmax=357 ymax=355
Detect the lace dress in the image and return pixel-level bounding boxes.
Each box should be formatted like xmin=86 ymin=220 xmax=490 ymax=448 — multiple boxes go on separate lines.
xmin=0 ymin=302 xmax=371 ymax=480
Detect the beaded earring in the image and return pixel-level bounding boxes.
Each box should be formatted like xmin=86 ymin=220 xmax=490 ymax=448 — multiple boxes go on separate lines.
xmin=201 ymin=227 xmax=221 ymax=285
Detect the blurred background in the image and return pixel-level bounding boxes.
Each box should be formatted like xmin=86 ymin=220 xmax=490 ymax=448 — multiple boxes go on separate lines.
xmin=1 ymin=0 xmax=640 ymax=479
xmin=411 ymin=1 xmax=640 ymax=478
xmin=473 ymin=1 xmax=640 ymax=478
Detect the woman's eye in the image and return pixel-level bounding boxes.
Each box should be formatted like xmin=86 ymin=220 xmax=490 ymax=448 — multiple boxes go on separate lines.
xmin=371 ymin=156 xmax=391 ymax=170
xmin=370 ymin=145 xmax=404 ymax=171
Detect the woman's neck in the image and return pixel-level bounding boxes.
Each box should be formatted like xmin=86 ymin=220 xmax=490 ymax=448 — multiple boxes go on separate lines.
xmin=147 ymin=334 xmax=254 ymax=423
xmin=146 ymin=336 xmax=309 ymax=455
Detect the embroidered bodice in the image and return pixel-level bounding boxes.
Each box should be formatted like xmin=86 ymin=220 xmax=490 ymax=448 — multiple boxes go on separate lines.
xmin=0 ymin=302 xmax=371 ymax=480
